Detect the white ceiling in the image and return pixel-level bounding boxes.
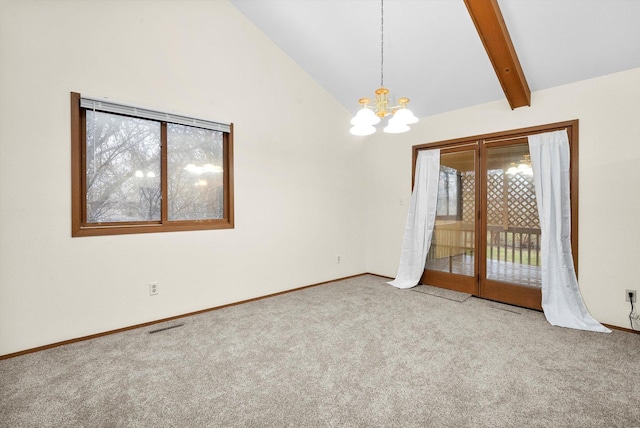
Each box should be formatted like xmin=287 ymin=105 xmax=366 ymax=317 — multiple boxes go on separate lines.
xmin=229 ymin=0 xmax=640 ymax=119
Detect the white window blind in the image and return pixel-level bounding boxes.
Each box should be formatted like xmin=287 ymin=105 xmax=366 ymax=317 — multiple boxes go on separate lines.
xmin=80 ymin=96 xmax=231 ymax=133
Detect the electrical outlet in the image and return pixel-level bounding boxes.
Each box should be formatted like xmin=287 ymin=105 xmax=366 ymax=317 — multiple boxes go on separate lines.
xmin=625 ymin=289 xmax=636 ymax=303
xmin=337 ymin=256 xmax=341 ymax=264
xmin=149 ymin=282 xmax=158 ymax=296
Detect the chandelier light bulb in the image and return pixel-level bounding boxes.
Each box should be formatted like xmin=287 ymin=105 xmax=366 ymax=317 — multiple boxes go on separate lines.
xmin=517 ymin=163 xmax=533 ymax=175
xmin=383 ymin=117 xmax=410 ymax=134
xmin=351 ymin=105 xmax=381 ymax=126
xmin=392 ymin=98 xmax=419 ymax=125
xmin=392 ymin=108 xmax=418 ymax=125
xmin=506 ymin=163 xmax=518 ymax=175
xmin=506 ymin=155 xmax=533 ymax=176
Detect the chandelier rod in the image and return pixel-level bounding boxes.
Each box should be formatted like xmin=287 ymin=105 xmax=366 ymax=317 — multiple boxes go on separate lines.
xmin=380 ymin=0 xmax=384 ymax=87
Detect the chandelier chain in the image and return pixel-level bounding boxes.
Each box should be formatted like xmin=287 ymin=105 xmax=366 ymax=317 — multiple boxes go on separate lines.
xmin=380 ymin=0 xmax=384 ymax=87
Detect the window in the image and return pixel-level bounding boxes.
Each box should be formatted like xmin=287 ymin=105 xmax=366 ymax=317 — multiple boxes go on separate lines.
xmin=435 ymin=165 xmax=462 ymax=220
xmin=71 ymin=92 xmax=234 ymax=236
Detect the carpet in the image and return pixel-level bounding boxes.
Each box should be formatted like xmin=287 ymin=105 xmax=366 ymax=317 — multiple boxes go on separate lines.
xmin=1 ymin=275 xmax=638 ymax=427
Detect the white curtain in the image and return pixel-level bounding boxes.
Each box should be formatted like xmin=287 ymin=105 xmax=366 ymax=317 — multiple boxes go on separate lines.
xmin=389 ymin=149 xmax=440 ymax=289
xmin=528 ymin=130 xmax=610 ymax=332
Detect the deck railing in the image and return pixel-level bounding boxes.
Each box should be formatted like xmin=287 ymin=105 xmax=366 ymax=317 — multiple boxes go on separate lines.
xmin=428 ymin=224 xmax=541 ymax=267
xmin=487 ymin=226 xmax=541 ymax=266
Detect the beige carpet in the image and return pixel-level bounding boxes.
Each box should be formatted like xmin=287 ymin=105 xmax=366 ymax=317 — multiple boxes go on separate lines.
xmin=1 ymin=274 xmax=638 ymax=427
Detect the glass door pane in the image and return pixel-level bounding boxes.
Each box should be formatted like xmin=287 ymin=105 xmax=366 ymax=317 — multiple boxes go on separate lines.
xmin=425 ymin=150 xmax=476 ymax=277
xmin=484 ymin=143 xmax=541 ymax=288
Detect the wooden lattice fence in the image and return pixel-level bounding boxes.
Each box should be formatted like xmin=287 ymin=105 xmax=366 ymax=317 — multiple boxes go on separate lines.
xmin=461 ymin=171 xmax=541 ymax=266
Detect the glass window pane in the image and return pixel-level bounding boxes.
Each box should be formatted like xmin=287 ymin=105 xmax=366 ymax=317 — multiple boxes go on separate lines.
xmin=426 ymin=150 xmax=475 ymax=276
xmin=167 ymin=124 xmax=224 ymax=221
xmin=86 ymin=111 xmax=161 ymax=223
xmin=485 ymin=143 xmax=541 ymax=287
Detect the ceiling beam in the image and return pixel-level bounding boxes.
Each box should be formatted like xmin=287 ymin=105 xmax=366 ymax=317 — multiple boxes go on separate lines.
xmin=464 ymin=0 xmax=531 ymax=109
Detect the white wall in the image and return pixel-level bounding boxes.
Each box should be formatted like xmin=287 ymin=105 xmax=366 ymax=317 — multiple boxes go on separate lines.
xmin=0 ymin=0 xmax=366 ymax=355
xmin=365 ymin=67 xmax=640 ymax=329
xmin=2 ymin=1 xmax=637 ymax=356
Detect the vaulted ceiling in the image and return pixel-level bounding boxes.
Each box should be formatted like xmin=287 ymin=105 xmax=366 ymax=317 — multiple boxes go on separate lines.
xmin=229 ymin=0 xmax=640 ymax=119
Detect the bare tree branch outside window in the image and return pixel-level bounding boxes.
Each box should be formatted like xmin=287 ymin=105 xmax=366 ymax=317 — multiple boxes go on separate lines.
xmin=86 ymin=111 xmax=161 ymax=223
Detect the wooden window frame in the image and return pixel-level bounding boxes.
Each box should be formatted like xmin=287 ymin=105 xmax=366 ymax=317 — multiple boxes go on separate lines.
xmin=71 ymin=92 xmax=234 ymax=237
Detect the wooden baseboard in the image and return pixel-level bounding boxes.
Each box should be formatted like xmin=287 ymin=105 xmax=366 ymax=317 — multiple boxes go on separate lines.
xmin=4 ymin=274 xmax=634 ymax=359
xmin=602 ymin=323 xmax=640 ymax=334
xmin=0 ymin=273 xmax=368 ymax=360
xmin=366 ymin=272 xmax=394 ymax=280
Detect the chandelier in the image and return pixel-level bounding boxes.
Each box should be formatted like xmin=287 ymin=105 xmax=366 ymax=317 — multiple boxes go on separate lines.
xmin=506 ymin=154 xmax=533 ymax=176
xmin=350 ymin=0 xmax=419 ymax=136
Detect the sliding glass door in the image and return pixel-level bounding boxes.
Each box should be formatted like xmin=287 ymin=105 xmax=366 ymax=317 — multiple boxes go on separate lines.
xmin=480 ymin=139 xmax=542 ymax=309
xmin=423 ymin=146 xmax=478 ymax=295
xmin=416 ymin=121 xmax=578 ymax=310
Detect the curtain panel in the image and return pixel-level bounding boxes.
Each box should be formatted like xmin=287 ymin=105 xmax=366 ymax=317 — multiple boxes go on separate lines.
xmin=529 ymin=130 xmax=609 ymax=332
xmin=389 ymin=149 xmax=440 ymax=289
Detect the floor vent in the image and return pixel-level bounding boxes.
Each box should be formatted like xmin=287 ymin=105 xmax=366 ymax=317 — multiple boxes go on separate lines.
xmin=148 ymin=323 xmax=185 ymax=334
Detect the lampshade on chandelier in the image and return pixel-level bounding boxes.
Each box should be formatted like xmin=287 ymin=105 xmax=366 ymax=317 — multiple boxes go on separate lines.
xmin=350 ymin=0 xmax=419 ymax=136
